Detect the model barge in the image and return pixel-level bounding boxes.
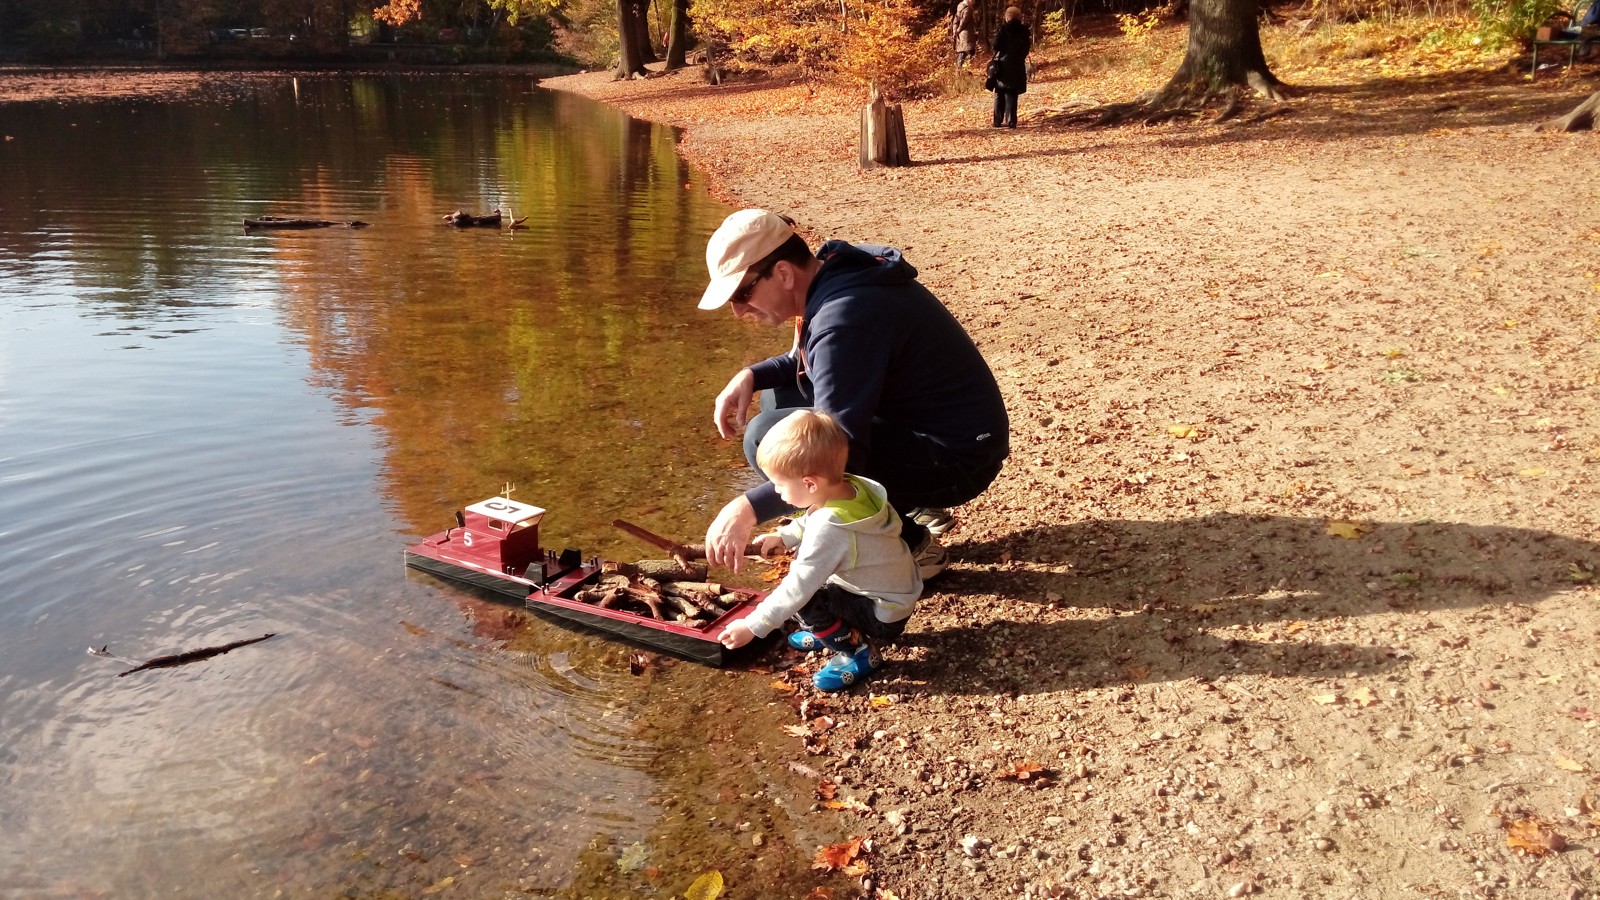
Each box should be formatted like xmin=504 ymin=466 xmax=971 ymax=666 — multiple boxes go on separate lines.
xmin=405 ymin=496 xmax=760 ymax=665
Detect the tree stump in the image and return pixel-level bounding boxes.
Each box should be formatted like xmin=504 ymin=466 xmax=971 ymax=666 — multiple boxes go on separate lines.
xmin=1538 ymin=89 xmax=1600 ymax=132
xmin=703 ymin=44 xmax=724 ymax=85
xmin=859 ymin=83 xmax=911 ymax=169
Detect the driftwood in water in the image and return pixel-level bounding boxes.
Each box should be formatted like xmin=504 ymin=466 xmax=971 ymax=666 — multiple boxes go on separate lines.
xmin=117 ymin=633 xmax=276 ymax=677
xmin=245 ymin=216 xmax=370 ymax=229
xmin=1538 ymin=89 xmax=1600 ymax=132
xmin=443 ymin=209 xmax=503 ymax=228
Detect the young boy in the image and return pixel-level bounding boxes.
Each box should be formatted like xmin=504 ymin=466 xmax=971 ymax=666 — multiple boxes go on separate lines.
xmin=716 ymin=410 xmax=924 ymax=691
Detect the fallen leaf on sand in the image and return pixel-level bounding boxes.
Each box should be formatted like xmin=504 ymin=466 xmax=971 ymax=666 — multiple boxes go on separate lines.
xmin=1311 ymin=693 xmax=1341 ymax=705
xmin=995 ymin=760 xmax=1052 ymax=782
xmin=813 ymin=836 xmax=869 ymax=875
xmin=1505 ymin=818 xmax=1566 ymax=856
xmin=823 ymin=796 xmax=872 ymax=813
xmin=685 ymin=870 xmax=724 ymax=900
xmin=1554 ymin=755 xmax=1588 ymax=773
xmin=1350 ymin=686 xmax=1378 ymax=707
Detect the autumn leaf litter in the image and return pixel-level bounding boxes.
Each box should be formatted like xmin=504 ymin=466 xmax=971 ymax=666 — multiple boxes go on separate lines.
xmin=545 ymin=46 xmax=1600 ymax=898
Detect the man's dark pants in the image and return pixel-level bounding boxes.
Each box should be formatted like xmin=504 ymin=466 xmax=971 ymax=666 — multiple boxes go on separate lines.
xmin=743 ymin=392 xmax=1004 ymax=550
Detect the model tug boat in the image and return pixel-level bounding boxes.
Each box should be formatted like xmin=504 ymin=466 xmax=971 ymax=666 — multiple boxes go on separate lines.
xmin=404 ymin=496 xmax=763 ymax=665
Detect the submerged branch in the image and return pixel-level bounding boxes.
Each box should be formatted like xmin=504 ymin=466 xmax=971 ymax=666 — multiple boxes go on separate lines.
xmin=117 ymin=633 xmax=277 ymax=677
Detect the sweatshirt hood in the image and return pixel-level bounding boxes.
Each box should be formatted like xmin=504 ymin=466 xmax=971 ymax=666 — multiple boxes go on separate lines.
xmin=808 ymin=241 xmax=919 ymax=306
xmin=819 ymin=475 xmax=899 ymax=536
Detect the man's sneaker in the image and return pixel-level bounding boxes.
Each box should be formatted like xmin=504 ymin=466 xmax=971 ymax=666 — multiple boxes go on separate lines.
xmin=912 ymin=533 xmax=948 ymax=580
xmin=909 ymin=507 xmax=955 ymax=535
xmin=812 ymin=644 xmax=880 ymax=692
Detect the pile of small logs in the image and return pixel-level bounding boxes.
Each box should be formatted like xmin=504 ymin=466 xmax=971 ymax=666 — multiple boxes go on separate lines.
xmin=572 ymin=560 xmax=743 ymax=626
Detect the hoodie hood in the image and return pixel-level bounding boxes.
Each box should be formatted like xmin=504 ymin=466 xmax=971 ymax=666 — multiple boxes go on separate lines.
xmin=807 ymin=241 xmax=919 ymax=314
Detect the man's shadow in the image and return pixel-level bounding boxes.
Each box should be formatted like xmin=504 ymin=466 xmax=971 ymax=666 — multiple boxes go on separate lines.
xmin=889 ymin=514 xmax=1599 ymax=697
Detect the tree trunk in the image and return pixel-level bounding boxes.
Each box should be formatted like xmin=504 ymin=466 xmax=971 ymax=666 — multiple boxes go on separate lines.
xmin=859 ymin=83 xmax=911 ymax=169
xmin=615 ymin=0 xmax=648 ymax=78
xmin=633 ymin=0 xmax=658 ymax=64
xmin=1163 ymin=0 xmax=1280 ymax=100
xmin=1538 ymin=89 xmax=1600 ymax=132
xmin=664 ymin=0 xmax=689 ymax=70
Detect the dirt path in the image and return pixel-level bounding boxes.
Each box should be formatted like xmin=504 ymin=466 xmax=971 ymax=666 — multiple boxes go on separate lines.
xmin=545 ymin=50 xmax=1600 ymax=899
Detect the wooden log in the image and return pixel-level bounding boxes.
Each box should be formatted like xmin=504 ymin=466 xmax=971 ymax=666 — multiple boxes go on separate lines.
xmin=632 ymin=559 xmax=709 ymax=581
xmin=117 ymin=633 xmax=276 ymax=677
xmin=442 ymin=210 xmax=504 ymax=228
xmin=859 ymin=82 xmax=911 ymax=170
xmin=245 ymin=216 xmax=370 ymax=229
xmin=623 ymin=586 xmax=666 ymax=619
xmin=664 ymin=594 xmax=705 ymax=619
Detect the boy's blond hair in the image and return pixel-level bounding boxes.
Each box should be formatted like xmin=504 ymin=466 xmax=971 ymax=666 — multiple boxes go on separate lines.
xmin=756 ymin=410 xmax=849 ymax=481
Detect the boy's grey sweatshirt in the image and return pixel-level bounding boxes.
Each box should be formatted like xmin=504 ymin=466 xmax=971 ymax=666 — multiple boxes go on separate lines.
xmin=742 ymin=475 xmax=924 ymax=639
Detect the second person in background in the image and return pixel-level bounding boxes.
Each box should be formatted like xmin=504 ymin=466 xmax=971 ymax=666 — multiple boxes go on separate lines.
xmin=990 ymin=6 xmax=1032 ymax=128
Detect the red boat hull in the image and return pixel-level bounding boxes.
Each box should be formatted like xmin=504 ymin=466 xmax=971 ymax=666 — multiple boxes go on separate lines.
xmin=404 ymin=518 xmax=761 ymax=665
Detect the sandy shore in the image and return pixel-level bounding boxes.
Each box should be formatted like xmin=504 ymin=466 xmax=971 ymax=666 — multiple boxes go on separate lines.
xmin=542 ymin=52 xmax=1600 ymax=899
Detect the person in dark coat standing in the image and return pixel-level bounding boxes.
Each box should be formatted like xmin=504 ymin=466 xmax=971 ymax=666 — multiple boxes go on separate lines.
xmin=989 ymin=6 xmax=1031 ymax=128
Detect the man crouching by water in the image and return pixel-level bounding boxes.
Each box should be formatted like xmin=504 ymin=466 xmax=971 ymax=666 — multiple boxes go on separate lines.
xmin=697 ymin=208 xmax=1010 ymax=582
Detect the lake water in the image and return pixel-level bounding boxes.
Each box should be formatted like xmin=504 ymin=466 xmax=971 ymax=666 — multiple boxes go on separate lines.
xmin=0 ymin=72 xmax=818 ymax=897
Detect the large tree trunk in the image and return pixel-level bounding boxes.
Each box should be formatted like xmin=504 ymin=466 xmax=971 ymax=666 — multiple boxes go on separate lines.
xmin=664 ymin=0 xmax=689 ymax=70
xmin=1162 ymin=0 xmax=1281 ymax=100
xmin=615 ymin=0 xmax=648 ymax=78
xmin=633 ymin=0 xmax=658 ymax=64
xmin=1538 ymin=89 xmax=1600 ymax=132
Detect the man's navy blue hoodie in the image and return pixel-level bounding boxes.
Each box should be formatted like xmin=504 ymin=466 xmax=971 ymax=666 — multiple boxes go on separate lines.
xmin=743 ymin=241 xmax=1010 ymax=522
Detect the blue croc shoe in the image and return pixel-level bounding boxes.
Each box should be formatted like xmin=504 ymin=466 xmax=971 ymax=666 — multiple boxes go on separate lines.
xmin=787 ymin=626 xmax=857 ymax=654
xmin=812 ymin=644 xmax=881 ymax=692
xmin=787 ymin=631 xmax=826 ymax=651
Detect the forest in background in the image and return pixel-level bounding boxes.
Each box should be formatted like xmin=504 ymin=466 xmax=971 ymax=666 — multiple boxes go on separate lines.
xmin=0 ymin=0 xmax=1569 ymax=79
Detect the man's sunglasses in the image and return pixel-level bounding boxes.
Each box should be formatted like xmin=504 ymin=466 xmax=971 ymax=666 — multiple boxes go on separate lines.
xmin=729 ymin=257 xmax=780 ymax=307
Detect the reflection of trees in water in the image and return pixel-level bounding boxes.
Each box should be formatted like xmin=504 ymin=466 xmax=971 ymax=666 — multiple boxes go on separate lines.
xmin=0 ymin=75 xmax=779 ymax=547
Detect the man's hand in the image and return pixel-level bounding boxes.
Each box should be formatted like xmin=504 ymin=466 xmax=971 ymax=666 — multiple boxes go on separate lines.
xmin=718 ymin=618 xmax=756 ymax=650
xmin=753 ymin=532 xmax=787 ymax=558
xmin=705 ymin=495 xmax=758 ymax=573
xmin=713 ymin=368 xmax=757 ymax=439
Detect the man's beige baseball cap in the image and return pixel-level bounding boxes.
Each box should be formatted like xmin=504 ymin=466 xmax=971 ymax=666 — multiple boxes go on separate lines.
xmin=698 ymin=209 xmax=797 ymax=310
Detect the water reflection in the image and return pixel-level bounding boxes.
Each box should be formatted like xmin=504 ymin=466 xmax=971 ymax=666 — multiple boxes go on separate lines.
xmin=0 ymin=73 xmax=802 ymax=896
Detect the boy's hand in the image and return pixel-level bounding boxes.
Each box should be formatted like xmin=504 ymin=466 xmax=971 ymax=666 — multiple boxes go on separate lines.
xmin=753 ymin=532 xmax=786 ymax=557
xmin=718 ymin=619 xmax=755 ymax=650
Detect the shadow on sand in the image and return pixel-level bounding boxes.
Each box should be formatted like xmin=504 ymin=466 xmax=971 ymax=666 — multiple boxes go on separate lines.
xmin=890 ymin=513 xmax=1599 ymax=696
